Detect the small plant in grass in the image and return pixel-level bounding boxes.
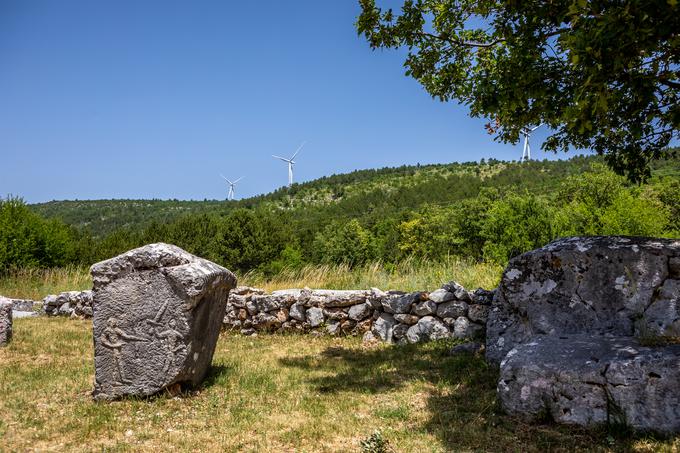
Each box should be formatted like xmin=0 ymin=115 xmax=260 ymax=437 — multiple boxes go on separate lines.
xmin=360 ymin=430 xmax=393 ymax=453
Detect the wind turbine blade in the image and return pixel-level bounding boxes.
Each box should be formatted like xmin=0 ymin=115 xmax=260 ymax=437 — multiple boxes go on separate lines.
xmin=290 ymin=141 xmax=306 ymax=160
xmin=531 ymin=124 xmax=542 ymax=131
xmin=233 ymin=177 xmax=244 ymax=184
xmin=220 ymin=174 xmax=231 ymax=182
xmin=272 ymin=155 xmax=290 ymax=162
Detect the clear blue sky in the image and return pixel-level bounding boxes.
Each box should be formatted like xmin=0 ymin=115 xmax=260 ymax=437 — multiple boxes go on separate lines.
xmin=1 ymin=0 xmax=579 ymax=203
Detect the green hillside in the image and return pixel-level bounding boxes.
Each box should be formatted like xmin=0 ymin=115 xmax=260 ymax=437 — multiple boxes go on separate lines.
xmin=5 ymin=153 xmax=678 ymax=276
xmin=32 ymin=155 xmax=620 ymax=236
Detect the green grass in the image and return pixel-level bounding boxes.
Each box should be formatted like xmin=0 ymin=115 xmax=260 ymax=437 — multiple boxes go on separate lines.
xmin=1 ymin=318 xmax=678 ymax=452
xmin=242 ymin=258 xmax=502 ymax=293
xmin=0 ymin=266 xmax=92 ymax=300
xmin=0 ymin=259 xmax=501 ymax=301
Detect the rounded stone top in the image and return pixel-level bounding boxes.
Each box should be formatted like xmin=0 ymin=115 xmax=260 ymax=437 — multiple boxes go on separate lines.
xmin=90 ymin=243 xmax=237 ymax=294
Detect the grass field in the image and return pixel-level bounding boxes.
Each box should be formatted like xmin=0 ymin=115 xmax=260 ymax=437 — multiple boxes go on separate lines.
xmin=0 ymin=258 xmax=502 ymax=301
xmin=1 ymin=318 xmax=678 ymax=452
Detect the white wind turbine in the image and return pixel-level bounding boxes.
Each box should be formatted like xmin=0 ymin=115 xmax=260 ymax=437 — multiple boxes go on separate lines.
xmin=220 ymin=175 xmax=244 ymax=200
xmin=273 ymin=141 xmax=305 ymax=188
xmin=520 ymin=124 xmax=542 ymax=162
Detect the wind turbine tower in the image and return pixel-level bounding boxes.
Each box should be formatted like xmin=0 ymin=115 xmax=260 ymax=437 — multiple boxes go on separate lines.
xmin=520 ymin=124 xmax=542 ymax=162
xmin=273 ymin=141 xmax=305 ymax=188
xmin=220 ymin=175 xmax=244 ymax=201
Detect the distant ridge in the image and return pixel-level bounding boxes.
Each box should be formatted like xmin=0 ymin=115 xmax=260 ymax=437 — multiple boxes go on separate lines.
xmin=30 ymin=154 xmax=680 ymax=237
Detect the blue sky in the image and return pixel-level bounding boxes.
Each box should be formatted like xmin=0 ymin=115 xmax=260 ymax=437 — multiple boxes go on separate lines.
xmin=1 ymin=0 xmax=578 ymax=203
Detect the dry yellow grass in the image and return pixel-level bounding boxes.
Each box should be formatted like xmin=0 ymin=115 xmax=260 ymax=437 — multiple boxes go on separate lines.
xmin=0 ymin=259 xmax=500 ymax=301
xmin=0 ymin=266 xmax=92 ymax=300
xmin=1 ymin=318 xmax=678 ymax=452
xmin=241 ymin=258 xmax=502 ymax=293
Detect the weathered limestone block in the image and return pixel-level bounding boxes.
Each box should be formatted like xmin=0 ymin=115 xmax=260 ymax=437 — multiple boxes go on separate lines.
xmin=348 ymin=302 xmax=372 ymax=321
xmin=0 ymin=300 xmax=12 ymax=346
xmin=453 ymin=317 xmax=484 ymax=339
xmin=394 ymin=314 xmax=419 ymax=325
xmin=5 ymin=297 xmax=37 ymax=312
xmin=382 ymin=292 xmax=420 ymax=314
xmin=91 ymin=243 xmax=236 ymax=400
xmin=306 ymin=307 xmax=324 ymax=327
xmin=443 ymin=281 xmax=471 ymax=301
xmin=289 ymin=303 xmax=306 ymax=322
xmin=467 ymin=304 xmax=490 ymax=324
xmin=413 ymin=300 xmax=437 ymax=316
xmin=487 ymin=236 xmax=680 ymax=364
xmin=427 ymin=289 xmax=455 ymax=304
xmin=406 ymin=316 xmax=451 ymax=343
xmin=436 ymin=301 xmax=468 ymax=319
xmin=638 ymin=279 xmax=680 ymax=338
xmin=498 ymin=335 xmax=680 ymax=434
xmin=372 ymin=313 xmax=396 ymax=342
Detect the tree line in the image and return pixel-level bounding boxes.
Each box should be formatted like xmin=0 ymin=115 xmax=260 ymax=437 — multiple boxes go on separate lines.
xmin=3 ymin=158 xmax=678 ymax=276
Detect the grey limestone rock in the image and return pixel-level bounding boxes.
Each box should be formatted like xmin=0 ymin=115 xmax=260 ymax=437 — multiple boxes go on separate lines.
xmin=453 ymin=317 xmax=484 ymax=339
xmin=394 ymin=313 xmax=419 ymax=325
xmin=4 ymin=298 xmax=37 ymax=312
xmin=306 ymin=307 xmax=325 ymax=327
xmin=443 ymin=281 xmax=471 ymax=301
xmin=289 ymin=303 xmax=306 ymax=322
xmin=427 ymin=289 xmax=455 ymax=304
xmin=406 ymin=316 xmax=451 ymax=343
xmin=90 ymin=243 xmax=236 ymax=400
xmin=638 ymin=279 xmax=680 ymax=338
xmin=381 ymin=292 xmax=419 ymax=314
xmin=392 ymin=323 xmax=409 ymax=340
xmin=487 ymin=236 xmax=680 ymax=364
xmin=348 ymin=301 xmax=372 ymax=321
xmin=372 ymin=313 xmax=396 ymax=343
xmin=467 ymin=304 xmax=490 ymax=324
xmin=413 ymin=300 xmax=437 ymax=316
xmin=436 ymin=301 xmax=468 ymax=319
xmin=326 ymin=319 xmax=341 ymax=335
xmin=472 ymin=288 xmax=495 ymax=306
xmin=498 ymin=334 xmax=680 ymax=434
xmin=0 ymin=300 xmax=12 ymax=347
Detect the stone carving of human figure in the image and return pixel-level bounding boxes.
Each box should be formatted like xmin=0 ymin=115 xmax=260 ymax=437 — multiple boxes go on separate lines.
xmin=100 ymin=317 xmax=145 ymax=385
xmin=157 ymin=319 xmax=185 ymax=374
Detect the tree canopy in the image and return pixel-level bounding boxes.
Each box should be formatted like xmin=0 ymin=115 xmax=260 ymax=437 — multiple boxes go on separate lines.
xmin=356 ymin=0 xmax=679 ymax=181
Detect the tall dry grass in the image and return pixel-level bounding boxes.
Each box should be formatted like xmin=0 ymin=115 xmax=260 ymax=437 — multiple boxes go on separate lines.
xmin=0 ymin=258 xmax=501 ymax=301
xmin=241 ymin=257 xmax=502 ymax=293
xmin=0 ymin=266 xmax=92 ymax=300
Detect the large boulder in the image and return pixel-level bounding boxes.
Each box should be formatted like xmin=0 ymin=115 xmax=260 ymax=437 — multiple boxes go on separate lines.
xmin=498 ymin=334 xmax=680 ymax=434
xmin=90 ymin=243 xmax=236 ymax=400
xmin=487 ymin=236 xmax=680 ymax=364
xmin=0 ymin=299 xmax=12 ymax=346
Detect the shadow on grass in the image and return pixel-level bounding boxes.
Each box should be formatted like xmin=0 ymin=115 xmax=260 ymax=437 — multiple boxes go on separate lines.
xmin=279 ymin=340 xmax=654 ymax=452
xmin=198 ymin=364 xmax=234 ymax=390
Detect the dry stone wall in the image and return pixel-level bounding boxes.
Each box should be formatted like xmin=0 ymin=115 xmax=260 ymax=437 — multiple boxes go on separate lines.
xmin=43 ymin=290 xmax=93 ymax=318
xmin=223 ymin=282 xmax=495 ymax=344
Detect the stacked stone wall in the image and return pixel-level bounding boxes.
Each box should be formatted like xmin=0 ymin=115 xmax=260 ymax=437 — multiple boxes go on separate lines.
xmin=223 ymin=282 xmax=494 ymax=344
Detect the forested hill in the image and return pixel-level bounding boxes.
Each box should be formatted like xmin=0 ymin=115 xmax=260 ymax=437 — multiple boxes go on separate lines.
xmin=31 ymin=154 xmax=646 ymax=236
xmin=5 ymin=153 xmax=679 ymax=274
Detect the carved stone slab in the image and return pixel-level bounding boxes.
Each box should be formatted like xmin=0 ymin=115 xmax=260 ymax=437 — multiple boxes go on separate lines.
xmin=0 ymin=299 xmax=12 ymax=347
xmin=90 ymin=243 xmax=236 ymax=400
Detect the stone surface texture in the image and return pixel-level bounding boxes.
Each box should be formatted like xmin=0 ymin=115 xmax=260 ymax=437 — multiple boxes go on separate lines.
xmin=90 ymin=243 xmax=236 ymax=400
xmin=222 ymin=280 xmax=491 ymax=345
xmin=487 ymin=236 xmax=680 ymax=364
xmin=0 ymin=299 xmax=12 ymax=346
xmin=489 ymin=236 xmax=680 ymax=434
xmin=44 ymin=290 xmax=94 ymax=318
xmin=498 ymin=335 xmax=680 ymax=434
